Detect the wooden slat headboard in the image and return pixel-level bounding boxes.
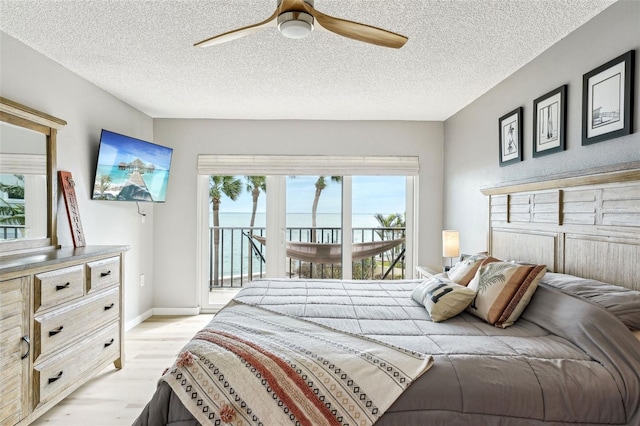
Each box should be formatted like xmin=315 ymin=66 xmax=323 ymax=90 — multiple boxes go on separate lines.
xmin=481 ymin=162 xmax=640 ymax=291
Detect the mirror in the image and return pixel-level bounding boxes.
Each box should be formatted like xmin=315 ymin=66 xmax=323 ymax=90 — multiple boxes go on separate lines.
xmin=0 ymin=97 xmax=66 ymax=255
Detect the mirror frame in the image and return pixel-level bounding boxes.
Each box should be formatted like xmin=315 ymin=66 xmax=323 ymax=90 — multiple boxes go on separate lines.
xmin=0 ymin=97 xmax=67 ymax=255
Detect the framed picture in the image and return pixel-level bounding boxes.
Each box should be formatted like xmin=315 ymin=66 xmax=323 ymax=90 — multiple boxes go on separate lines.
xmin=533 ymin=85 xmax=567 ymax=157
xmin=499 ymin=107 xmax=523 ymax=166
xmin=582 ymin=50 xmax=635 ymax=145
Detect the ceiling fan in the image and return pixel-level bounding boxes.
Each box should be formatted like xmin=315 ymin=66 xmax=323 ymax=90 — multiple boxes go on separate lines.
xmin=194 ymin=0 xmax=408 ymax=49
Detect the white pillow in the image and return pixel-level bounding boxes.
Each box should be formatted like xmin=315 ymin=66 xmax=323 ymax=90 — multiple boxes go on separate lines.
xmin=466 ymin=259 xmax=546 ymax=328
xmin=412 ymin=274 xmax=477 ymax=322
xmin=447 ymin=254 xmax=495 ymax=286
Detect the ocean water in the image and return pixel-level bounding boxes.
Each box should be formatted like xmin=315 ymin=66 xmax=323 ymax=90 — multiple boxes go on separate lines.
xmin=94 ymin=165 xmax=170 ymax=201
xmin=210 ymin=212 xmax=403 ymax=280
xmin=215 ymin=212 xmax=382 ymax=229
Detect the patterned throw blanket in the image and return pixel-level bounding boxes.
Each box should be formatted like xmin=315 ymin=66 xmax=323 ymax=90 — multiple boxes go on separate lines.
xmin=161 ymin=301 xmax=433 ymax=426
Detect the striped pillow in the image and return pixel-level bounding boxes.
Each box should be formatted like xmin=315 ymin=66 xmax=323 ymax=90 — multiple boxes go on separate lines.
xmin=466 ymin=258 xmax=546 ymax=328
xmin=448 ymin=254 xmax=497 ymax=286
xmin=412 ymin=274 xmax=477 ymax=322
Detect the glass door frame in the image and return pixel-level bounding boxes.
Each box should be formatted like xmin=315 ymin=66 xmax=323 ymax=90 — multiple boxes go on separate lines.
xmin=197 ymin=156 xmax=419 ymax=312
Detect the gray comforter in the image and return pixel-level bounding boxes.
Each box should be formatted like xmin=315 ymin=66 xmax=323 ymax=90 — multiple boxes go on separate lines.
xmin=134 ymin=278 xmax=640 ymax=425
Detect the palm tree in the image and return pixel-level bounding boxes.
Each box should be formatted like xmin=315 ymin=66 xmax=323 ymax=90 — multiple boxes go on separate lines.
xmin=0 ymin=199 xmax=25 ymax=239
xmin=0 ymin=175 xmax=26 ymax=238
xmin=311 ymin=176 xmax=341 ymax=242
xmin=374 ymin=212 xmax=405 ymax=268
xmin=0 ymin=199 xmax=25 ymax=224
xmin=245 ymin=176 xmax=266 ymax=279
xmin=245 ymin=176 xmax=266 ymax=231
xmin=374 ymin=213 xmax=405 ymax=239
xmin=0 ymin=175 xmax=25 ymax=199
xmin=98 ymin=174 xmax=112 ymax=199
xmin=209 ymin=176 xmax=242 ymax=287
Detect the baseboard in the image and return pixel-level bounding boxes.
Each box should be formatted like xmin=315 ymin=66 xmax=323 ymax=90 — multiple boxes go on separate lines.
xmin=125 ymin=307 xmax=202 ymax=330
xmin=200 ymin=305 xmax=225 ymax=314
xmin=125 ymin=308 xmax=153 ymax=331
xmin=152 ymin=307 xmax=201 ymax=316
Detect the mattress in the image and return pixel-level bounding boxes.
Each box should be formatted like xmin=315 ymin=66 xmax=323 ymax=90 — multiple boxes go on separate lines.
xmin=134 ymin=278 xmax=640 ymax=425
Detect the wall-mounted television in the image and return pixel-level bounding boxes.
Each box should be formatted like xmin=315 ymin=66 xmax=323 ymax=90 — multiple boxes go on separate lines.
xmin=92 ymin=130 xmax=173 ymax=202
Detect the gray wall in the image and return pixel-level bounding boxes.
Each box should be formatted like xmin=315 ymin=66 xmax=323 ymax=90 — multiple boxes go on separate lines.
xmin=2 ymin=0 xmax=637 ymax=317
xmin=443 ymin=0 xmax=640 ymax=255
xmin=0 ymin=32 xmax=156 ymax=328
xmin=1 ymin=30 xmax=445 ymax=317
xmin=152 ymin=119 xmax=444 ymax=310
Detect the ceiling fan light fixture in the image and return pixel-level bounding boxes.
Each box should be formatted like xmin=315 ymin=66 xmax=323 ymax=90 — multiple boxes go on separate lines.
xmin=195 ymin=0 xmax=407 ymax=49
xmin=278 ymin=11 xmax=314 ymax=39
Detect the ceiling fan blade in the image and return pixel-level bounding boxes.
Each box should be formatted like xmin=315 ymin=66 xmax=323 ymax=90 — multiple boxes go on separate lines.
xmin=307 ymin=7 xmax=407 ymax=49
xmin=194 ymin=10 xmax=278 ymax=47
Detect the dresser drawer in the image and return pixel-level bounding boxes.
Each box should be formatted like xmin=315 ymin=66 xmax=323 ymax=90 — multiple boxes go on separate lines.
xmin=86 ymin=257 xmax=120 ymax=293
xmin=33 ymin=322 xmax=120 ymax=407
xmin=34 ymin=265 xmax=84 ymax=313
xmin=34 ymin=287 xmax=120 ymax=361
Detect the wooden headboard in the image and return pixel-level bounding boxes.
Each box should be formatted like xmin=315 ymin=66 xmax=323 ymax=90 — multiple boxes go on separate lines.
xmin=481 ymin=162 xmax=640 ymax=291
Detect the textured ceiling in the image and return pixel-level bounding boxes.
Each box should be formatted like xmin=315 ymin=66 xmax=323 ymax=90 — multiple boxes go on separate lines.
xmin=0 ymin=0 xmax=615 ymax=120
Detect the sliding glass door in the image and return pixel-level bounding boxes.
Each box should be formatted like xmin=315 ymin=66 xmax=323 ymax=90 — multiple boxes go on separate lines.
xmin=352 ymin=176 xmax=406 ymax=280
xmin=197 ymin=155 xmax=418 ymax=311
xmin=285 ymin=175 xmax=342 ymax=279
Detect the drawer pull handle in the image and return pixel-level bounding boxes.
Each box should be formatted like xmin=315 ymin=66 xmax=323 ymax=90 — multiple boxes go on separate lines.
xmin=100 ymin=271 xmax=112 ymax=278
xmin=48 ymin=371 xmax=63 ymax=384
xmin=49 ymin=326 xmax=64 ymax=337
xmin=104 ymin=303 xmax=115 ymax=311
xmin=56 ymin=282 xmax=71 ymax=291
xmin=104 ymin=338 xmax=115 ymax=348
xmin=21 ymin=335 xmax=30 ymax=360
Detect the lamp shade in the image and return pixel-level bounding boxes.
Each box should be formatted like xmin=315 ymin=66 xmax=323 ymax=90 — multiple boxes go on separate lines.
xmin=442 ymin=230 xmax=460 ymax=258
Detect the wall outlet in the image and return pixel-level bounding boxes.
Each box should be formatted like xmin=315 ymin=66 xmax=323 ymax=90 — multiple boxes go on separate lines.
xmin=139 ymin=274 xmax=145 ymax=287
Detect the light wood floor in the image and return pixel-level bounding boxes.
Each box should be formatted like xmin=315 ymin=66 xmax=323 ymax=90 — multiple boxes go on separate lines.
xmin=31 ymin=314 xmax=214 ymax=425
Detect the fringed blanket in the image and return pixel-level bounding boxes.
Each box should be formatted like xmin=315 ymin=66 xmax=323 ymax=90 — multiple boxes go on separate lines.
xmin=161 ymin=301 xmax=433 ymax=426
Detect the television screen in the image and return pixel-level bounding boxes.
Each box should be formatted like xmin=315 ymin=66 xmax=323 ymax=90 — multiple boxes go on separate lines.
xmin=92 ymin=130 xmax=173 ymax=202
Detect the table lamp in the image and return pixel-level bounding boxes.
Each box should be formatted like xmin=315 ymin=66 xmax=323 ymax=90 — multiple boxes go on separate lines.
xmin=442 ymin=230 xmax=460 ymax=271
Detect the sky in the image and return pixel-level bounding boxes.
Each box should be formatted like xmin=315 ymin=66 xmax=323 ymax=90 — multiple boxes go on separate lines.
xmin=98 ymin=130 xmax=173 ymax=170
xmin=217 ymin=175 xmax=406 ymax=215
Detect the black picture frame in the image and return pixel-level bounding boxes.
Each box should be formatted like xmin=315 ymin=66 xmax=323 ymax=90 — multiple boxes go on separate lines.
xmin=499 ymin=107 xmax=523 ymax=166
xmin=582 ymin=50 xmax=635 ymax=146
xmin=533 ymin=85 xmax=567 ymax=157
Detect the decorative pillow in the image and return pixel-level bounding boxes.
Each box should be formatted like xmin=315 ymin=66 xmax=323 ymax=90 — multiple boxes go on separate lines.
xmin=541 ymin=272 xmax=640 ymax=331
xmin=460 ymin=252 xmax=489 ymax=261
xmin=412 ymin=274 xmax=477 ymax=322
xmin=466 ymin=258 xmax=546 ymax=328
xmin=634 ymin=330 xmax=640 ymax=342
xmin=448 ymin=254 xmax=497 ymax=286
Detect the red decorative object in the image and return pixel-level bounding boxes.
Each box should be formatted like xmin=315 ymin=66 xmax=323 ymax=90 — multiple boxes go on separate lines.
xmin=59 ymin=171 xmax=86 ymax=247
xmin=176 ymin=350 xmax=196 ymax=368
xmin=219 ymin=403 xmax=236 ymax=423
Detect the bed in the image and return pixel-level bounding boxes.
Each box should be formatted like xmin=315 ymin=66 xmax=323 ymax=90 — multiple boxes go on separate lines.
xmin=134 ymin=163 xmax=640 ymax=425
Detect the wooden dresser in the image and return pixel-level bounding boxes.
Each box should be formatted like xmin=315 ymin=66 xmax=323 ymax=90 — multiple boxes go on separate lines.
xmin=0 ymin=246 xmax=128 ymax=426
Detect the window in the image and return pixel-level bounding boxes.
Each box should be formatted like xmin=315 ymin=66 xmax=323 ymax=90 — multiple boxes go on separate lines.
xmin=197 ymin=155 xmax=418 ymax=310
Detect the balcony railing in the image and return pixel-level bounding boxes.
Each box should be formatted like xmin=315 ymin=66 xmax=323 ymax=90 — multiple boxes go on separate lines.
xmin=0 ymin=225 xmax=25 ymax=240
xmin=209 ymin=226 xmax=406 ymax=289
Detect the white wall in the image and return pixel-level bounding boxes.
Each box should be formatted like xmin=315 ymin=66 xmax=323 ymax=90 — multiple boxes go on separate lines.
xmin=11 ymin=1 xmax=631 ymax=314
xmin=152 ymin=119 xmax=444 ymax=310
xmin=443 ymin=0 xmax=640 ymax=255
xmin=0 ymin=33 xmax=156 ymax=327
xmin=1 ymin=30 xmax=444 ymax=317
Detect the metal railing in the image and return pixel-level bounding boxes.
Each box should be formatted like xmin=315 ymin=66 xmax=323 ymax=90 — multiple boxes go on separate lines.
xmin=209 ymin=226 xmax=406 ymax=289
xmin=0 ymin=225 xmax=24 ymax=240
